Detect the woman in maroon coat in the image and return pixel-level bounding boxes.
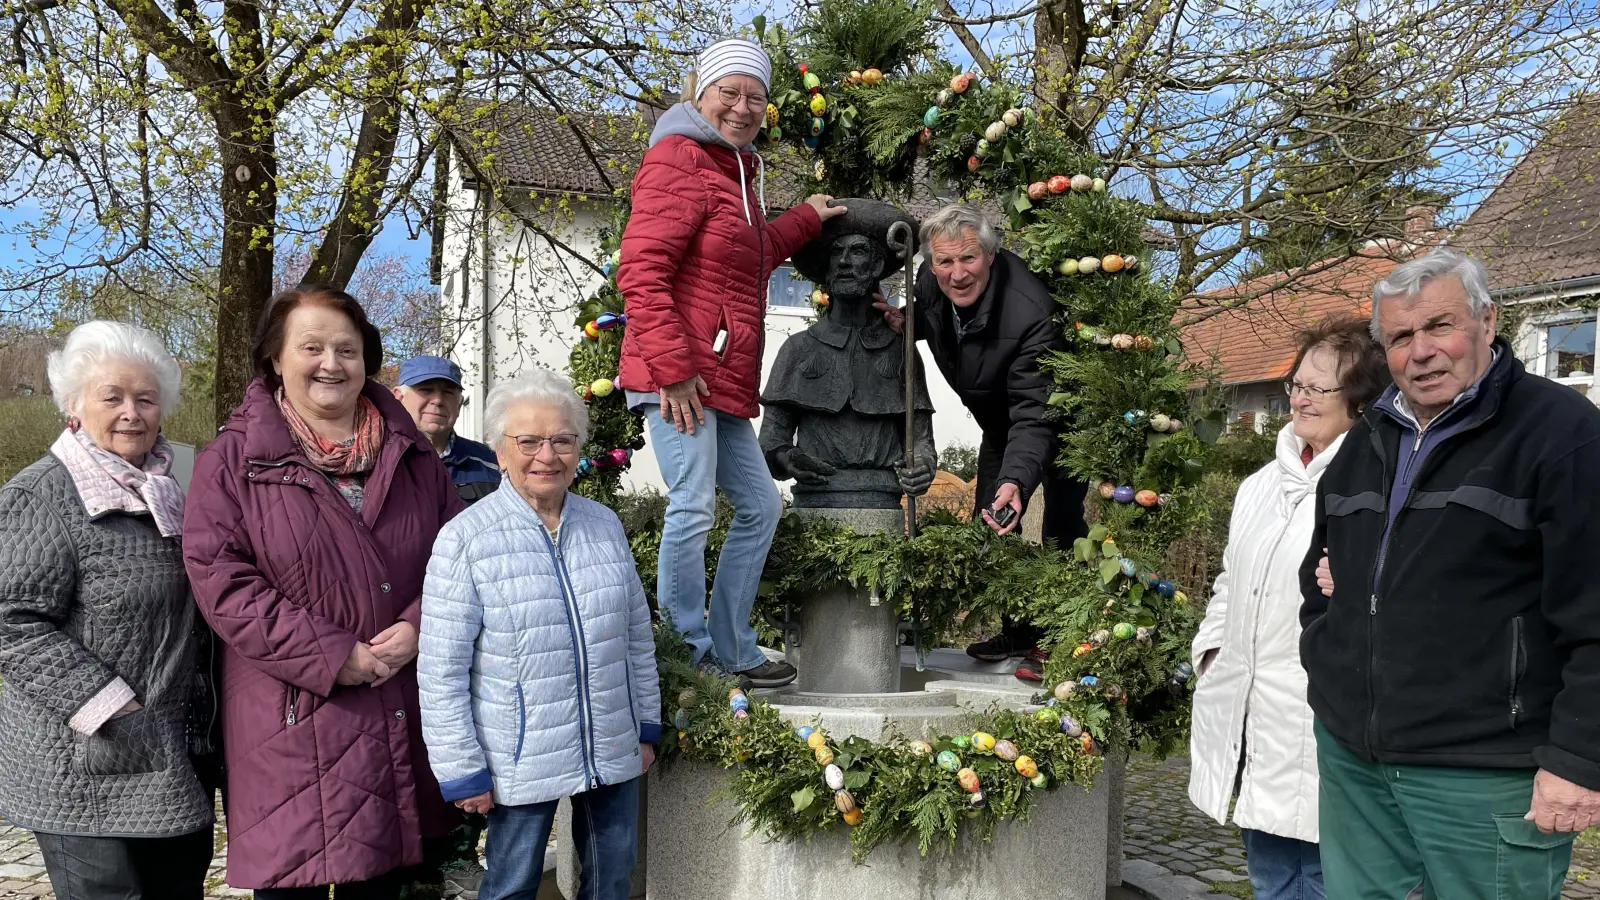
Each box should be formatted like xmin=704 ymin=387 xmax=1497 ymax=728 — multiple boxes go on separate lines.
xmin=183 ymin=287 xmax=461 ymax=898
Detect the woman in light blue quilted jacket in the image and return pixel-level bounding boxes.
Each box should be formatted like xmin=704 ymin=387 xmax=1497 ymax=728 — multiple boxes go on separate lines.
xmin=418 ymin=369 xmax=661 ymax=900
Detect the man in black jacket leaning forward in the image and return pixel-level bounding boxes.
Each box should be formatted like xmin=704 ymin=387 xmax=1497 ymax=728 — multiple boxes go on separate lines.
xmin=878 ymin=203 xmax=1089 ymax=680
xmin=1303 ymin=248 xmax=1600 ymax=897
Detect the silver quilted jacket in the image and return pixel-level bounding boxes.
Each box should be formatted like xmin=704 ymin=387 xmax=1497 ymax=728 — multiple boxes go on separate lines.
xmin=418 ymin=482 xmax=661 ymax=806
xmin=0 ymin=455 xmax=213 ymax=836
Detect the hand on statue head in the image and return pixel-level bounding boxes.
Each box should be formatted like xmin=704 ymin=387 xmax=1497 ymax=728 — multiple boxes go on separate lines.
xmin=806 ymin=194 xmax=848 ymax=221
xmin=871 ymin=293 xmax=904 ymax=334
xmin=897 ymin=456 xmax=935 ymax=497
xmin=789 ymin=451 xmax=837 ymax=487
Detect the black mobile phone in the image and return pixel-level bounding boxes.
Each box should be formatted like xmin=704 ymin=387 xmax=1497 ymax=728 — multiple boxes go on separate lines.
xmin=991 ymin=505 xmax=1017 ymax=528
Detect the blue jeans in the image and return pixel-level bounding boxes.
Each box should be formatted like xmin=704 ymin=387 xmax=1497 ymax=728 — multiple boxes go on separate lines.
xmin=645 ymin=406 xmax=782 ymax=672
xmin=1241 ymin=828 xmax=1325 ymax=900
xmin=479 ymin=777 xmax=641 ymax=900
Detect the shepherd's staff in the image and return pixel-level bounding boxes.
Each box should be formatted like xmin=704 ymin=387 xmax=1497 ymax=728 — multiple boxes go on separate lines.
xmin=886 ymin=220 xmax=917 ymax=540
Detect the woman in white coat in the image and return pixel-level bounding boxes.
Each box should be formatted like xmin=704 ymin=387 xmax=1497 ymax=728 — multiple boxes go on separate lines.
xmin=1188 ymin=316 xmax=1389 ymax=900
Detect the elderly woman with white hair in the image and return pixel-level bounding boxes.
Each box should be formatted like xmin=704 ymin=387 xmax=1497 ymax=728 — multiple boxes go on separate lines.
xmin=0 ymin=321 xmax=215 ymax=900
xmin=419 ymin=368 xmax=662 ymax=900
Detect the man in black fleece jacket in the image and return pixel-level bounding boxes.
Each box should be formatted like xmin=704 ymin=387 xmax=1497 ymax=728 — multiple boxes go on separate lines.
xmin=876 ymin=204 xmax=1089 ymax=678
xmin=1301 ymin=248 xmax=1600 ymax=898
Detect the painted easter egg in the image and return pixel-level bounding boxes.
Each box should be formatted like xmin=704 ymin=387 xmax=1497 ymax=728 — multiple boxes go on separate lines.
xmin=1135 ymin=490 xmax=1160 ymax=508
xmin=950 ymin=72 xmax=974 ymax=93
xmin=1058 ymin=258 xmax=1080 ymax=276
xmin=1072 ymin=643 xmax=1093 ymax=658
xmin=1054 ymin=681 xmax=1077 ymax=702
xmin=1091 ymin=629 xmax=1112 ymax=646
xmin=1016 ymin=756 xmax=1039 ymax=779
xmin=1113 ymin=486 xmax=1135 ymax=504
xmin=825 ymin=764 xmax=845 ymax=791
xmin=815 ymin=747 xmax=835 ymax=766
xmin=807 ymin=731 xmax=828 ymax=750
xmin=1047 ymin=175 xmax=1070 ymax=194
xmin=910 ymin=740 xmax=934 ymax=756
xmin=1028 ymin=181 xmax=1048 ymax=200
xmin=765 ymin=103 xmax=779 ymax=127
xmin=1157 ymin=581 xmax=1176 ymax=599
xmin=993 ymin=740 xmax=1019 ymax=762
xmin=1080 ymin=675 xmax=1100 ymax=688
xmin=674 ymin=709 xmax=691 ymax=730
xmin=584 ymin=321 xmax=601 ymax=340
xmin=862 ymin=68 xmax=884 ymax=85
xmin=1070 ymin=173 xmax=1093 ymax=192
xmin=957 ymin=768 xmax=981 ymax=793
xmin=1113 ymin=622 xmax=1137 ymax=640
xmin=972 ymin=732 xmax=996 ymax=752
xmin=1059 ymin=713 xmax=1083 ymax=737
xmin=924 ymin=106 xmax=940 ymax=128
xmin=1110 ymin=333 xmax=1134 ymax=350
xmin=1119 ymin=557 xmax=1138 ymax=577
xmin=810 ymin=117 xmax=824 ymax=137
xmin=937 ymin=750 xmax=961 ymax=772
xmin=803 ymin=73 xmax=821 ymax=91
xmin=796 ymin=725 xmax=814 ymax=741
xmin=1102 ymin=254 xmax=1125 ymax=273
xmin=810 ymin=94 xmax=827 ymax=115
xmin=843 ymin=807 xmax=863 ymax=825
xmin=1031 ymin=772 xmax=1049 ymax=789
xmin=835 ymin=790 xmax=856 ymax=813
xmin=1002 ymin=108 xmax=1022 ymax=127
xmin=984 ymin=121 xmax=1007 ymax=143
xmin=970 ymin=790 xmax=987 ymax=808
xmin=1097 ymin=481 xmax=1117 ymax=499
xmin=1078 ymin=256 xmax=1101 ymax=275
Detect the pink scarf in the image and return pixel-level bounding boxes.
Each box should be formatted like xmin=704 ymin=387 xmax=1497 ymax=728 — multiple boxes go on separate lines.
xmin=276 ymin=388 xmax=385 ymax=475
xmin=51 ymin=428 xmax=185 ymax=537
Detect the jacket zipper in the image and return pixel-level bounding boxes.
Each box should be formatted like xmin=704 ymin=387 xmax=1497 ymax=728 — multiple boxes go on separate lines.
xmin=540 ymin=524 xmax=600 ymax=788
xmin=1509 ymin=616 xmax=1525 ymax=729
xmin=513 ymin=684 xmax=527 ymax=764
xmin=1362 ymin=402 xmax=1495 ymax=757
xmin=285 ymin=686 xmax=300 ymax=726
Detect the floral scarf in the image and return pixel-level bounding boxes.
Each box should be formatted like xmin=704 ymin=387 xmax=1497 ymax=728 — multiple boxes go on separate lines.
xmin=52 ymin=427 xmax=186 ymax=538
xmin=276 ymin=388 xmax=385 ymax=475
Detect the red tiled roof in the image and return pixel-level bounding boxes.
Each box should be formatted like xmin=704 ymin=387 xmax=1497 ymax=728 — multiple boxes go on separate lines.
xmin=1179 ymin=246 xmax=1420 ymax=385
xmin=1451 ymin=98 xmax=1600 ymax=290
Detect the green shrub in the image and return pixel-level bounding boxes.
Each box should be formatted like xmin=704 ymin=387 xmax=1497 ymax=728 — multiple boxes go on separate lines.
xmin=0 ymin=394 xmax=217 ymax=484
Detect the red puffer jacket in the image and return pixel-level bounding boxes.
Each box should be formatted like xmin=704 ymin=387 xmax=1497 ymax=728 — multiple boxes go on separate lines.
xmin=617 ymin=102 xmax=822 ymax=419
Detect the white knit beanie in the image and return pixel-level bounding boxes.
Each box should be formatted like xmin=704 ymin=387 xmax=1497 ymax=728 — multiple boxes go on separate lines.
xmin=696 ymin=38 xmax=771 ymax=98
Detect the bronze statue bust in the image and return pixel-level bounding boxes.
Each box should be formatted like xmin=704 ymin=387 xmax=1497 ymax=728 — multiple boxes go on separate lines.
xmin=759 ymin=199 xmax=936 ymax=509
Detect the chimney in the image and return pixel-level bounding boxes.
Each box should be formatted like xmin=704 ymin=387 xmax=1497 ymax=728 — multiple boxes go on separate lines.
xmin=636 ymin=84 xmax=678 ymax=128
xmin=1405 ymin=204 xmax=1437 ymax=238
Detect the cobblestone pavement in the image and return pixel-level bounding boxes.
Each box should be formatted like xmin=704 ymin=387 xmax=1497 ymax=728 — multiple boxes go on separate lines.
xmin=1124 ymin=755 xmax=1600 ymax=899
xmin=4 ymin=758 xmax=1598 ymax=899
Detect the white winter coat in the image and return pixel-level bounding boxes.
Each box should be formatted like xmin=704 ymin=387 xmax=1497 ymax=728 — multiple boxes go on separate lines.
xmin=418 ymin=483 xmax=661 ymax=807
xmin=1187 ymin=424 xmax=1345 ymax=843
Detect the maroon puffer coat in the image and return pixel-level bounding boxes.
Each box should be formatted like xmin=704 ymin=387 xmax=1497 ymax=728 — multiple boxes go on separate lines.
xmin=183 ymin=379 xmax=462 ymax=889
xmin=616 ymin=101 xmax=822 ymax=419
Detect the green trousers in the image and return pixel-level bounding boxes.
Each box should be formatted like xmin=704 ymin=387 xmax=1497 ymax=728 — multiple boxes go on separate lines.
xmin=1315 ymin=721 xmax=1573 ymax=899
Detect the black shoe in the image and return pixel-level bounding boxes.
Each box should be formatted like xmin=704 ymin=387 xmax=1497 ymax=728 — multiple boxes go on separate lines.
xmin=698 ymin=656 xmax=754 ymax=691
xmin=738 ymin=659 xmax=798 ymax=688
xmin=966 ymin=633 xmax=1028 ymax=662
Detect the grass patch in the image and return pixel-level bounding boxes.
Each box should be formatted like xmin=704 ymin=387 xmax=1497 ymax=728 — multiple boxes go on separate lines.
xmin=1208 ymin=879 xmax=1254 ymax=899
xmin=0 ymin=395 xmax=217 ymax=484
xmin=1580 ymin=826 xmax=1600 ymax=849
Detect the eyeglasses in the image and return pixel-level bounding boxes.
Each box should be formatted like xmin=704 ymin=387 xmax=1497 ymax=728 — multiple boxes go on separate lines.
xmin=713 ymin=85 xmax=769 ymax=110
xmin=504 ymin=433 xmax=579 ymax=455
xmin=1283 ymin=380 xmax=1342 ymax=400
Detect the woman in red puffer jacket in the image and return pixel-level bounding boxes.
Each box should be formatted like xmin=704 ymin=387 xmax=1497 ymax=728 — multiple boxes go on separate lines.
xmin=617 ymin=38 xmax=845 ymax=689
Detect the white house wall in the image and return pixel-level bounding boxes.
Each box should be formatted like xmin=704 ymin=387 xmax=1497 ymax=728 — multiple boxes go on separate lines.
xmin=438 ymin=184 xmax=996 ymax=496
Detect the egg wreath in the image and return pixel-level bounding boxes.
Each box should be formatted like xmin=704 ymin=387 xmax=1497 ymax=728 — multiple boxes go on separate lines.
xmin=559 ymin=0 xmax=1224 ymax=861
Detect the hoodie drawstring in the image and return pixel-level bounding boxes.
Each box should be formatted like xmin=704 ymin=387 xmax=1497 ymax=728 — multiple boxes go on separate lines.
xmin=736 ymin=149 xmax=766 ymax=226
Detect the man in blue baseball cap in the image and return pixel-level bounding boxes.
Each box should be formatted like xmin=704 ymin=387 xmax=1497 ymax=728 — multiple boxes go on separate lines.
xmin=394 ymin=355 xmax=498 ymax=896
xmin=394 ymin=355 xmax=500 ymax=506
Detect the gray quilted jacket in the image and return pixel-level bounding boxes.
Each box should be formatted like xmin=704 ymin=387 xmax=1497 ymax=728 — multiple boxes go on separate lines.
xmin=0 ymin=455 xmax=212 ymax=836
xmin=418 ymin=484 xmax=661 ymax=806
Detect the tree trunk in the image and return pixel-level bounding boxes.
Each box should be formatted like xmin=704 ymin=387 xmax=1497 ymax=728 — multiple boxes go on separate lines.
xmin=213 ymin=121 xmax=277 ymax=426
xmin=1033 ymin=0 xmax=1090 ymax=145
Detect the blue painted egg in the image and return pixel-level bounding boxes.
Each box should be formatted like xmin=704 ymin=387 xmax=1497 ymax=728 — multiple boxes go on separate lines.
xmin=936 ymin=750 xmax=961 ymax=772
xmin=1119 ymin=557 xmax=1137 ymax=577
xmin=804 ymin=136 xmax=820 ymax=149
xmin=577 ymin=457 xmax=595 ymax=476
xmin=1113 ymin=486 xmax=1135 ymax=503
xmin=730 ymin=694 xmax=750 ymax=712
xmin=796 ymin=725 xmax=814 ymax=741
xmin=924 ymin=106 xmax=940 ymax=127
xmin=1156 ymin=581 xmax=1176 ymax=599
xmin=1080 ymin=675 xmax=1099 ymax=688
xmin=674 ymin=709 xmax=691 ymax=730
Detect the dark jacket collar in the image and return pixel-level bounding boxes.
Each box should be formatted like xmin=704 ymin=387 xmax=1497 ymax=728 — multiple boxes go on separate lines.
xmin=230 ymin=377 xmax=428 ymax=464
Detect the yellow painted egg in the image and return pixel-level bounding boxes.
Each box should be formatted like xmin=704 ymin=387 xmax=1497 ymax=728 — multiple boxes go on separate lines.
xmin=810 ymin=94 xmax=827 ymax=115
xmin=589 ymin=378 xmax=614 ymax=398
xmin=807 ymin=731 xmax=828 ymax=750
xmin=972 ymin=732 xmax=996 ymax=752
xmin=1016 ymin=755 xmax=1039 ymax=779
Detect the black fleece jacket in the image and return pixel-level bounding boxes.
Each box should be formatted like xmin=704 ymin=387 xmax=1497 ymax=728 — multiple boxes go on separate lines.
xmin=912 ymin=249 xmax=1062 ymax=496
xmin=1300 ymin=342 xmax=1600 ymax=789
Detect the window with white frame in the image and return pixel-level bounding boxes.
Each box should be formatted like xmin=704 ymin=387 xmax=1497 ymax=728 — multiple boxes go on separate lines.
xmin=1540 ymin=310 xmax=1596 ymax=379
